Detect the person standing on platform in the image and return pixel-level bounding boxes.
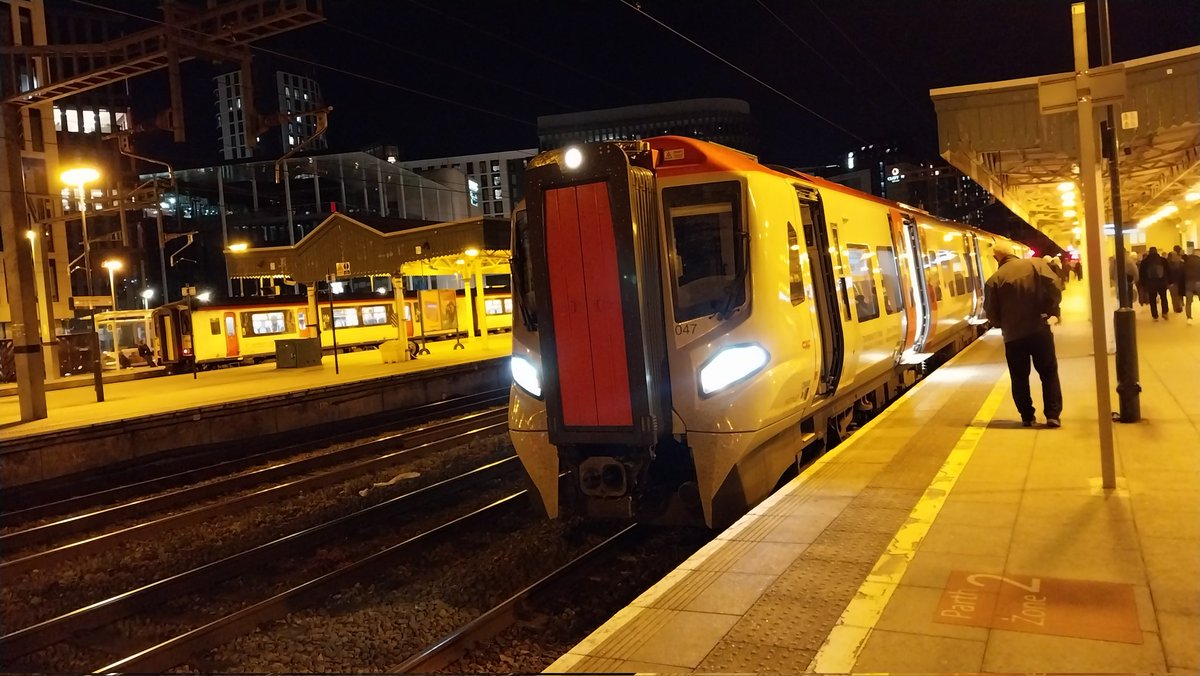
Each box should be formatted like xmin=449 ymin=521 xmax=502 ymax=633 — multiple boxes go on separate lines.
xmin=984 ymin=243 xmax=1064 ymax=428
xmin=1183 ymin=246 xmax=1200 ymax=325
xmin=1139 ymin=247 xmax=1171 ymax=320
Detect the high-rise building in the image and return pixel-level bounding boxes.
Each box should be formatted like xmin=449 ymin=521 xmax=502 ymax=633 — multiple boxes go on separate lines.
xmin=215 ymin=66 xmax=326 ymax=160
xmin=395 ymin=149 xmax=537 ymax=218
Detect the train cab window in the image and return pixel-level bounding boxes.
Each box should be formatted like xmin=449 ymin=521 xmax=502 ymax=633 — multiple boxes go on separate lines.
xmin=360 ymin=306 xmax=388 ymax=326
xmin=876 ymin=246 xmax=903 ymax=314
xmin=210 ymin=318 xmax=221 ymax=335
xmin=662 ymin=180 xmax=745 ymax=321
xmin=846 ymin=244 xmax=880 ymax=322
xmin=787 ymin=222 xmax=805 ymax=304
xmin=332 ymin=308 xmax=360 ymax=328
xmin=511 ymin=208 xmax=537 ymax=329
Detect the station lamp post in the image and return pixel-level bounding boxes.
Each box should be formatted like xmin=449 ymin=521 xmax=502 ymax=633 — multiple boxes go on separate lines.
xmin=61 ymin=167 xmax=101 ymax=297
xmin=101 ymin=258 xmax=123 ymax=311
xmin=141 ymin=288 xmax=155 ymax=310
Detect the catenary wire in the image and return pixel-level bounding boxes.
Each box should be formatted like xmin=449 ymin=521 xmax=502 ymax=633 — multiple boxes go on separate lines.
xmin=69 ymin=0 xmax=536 ymax=128
xmin=804 ymin=0 xmax=933 ymax=123
xmin=617 ymin=0 xmax=866 ymax=144
xmin=753 ymin=0 xmax=892 ymax=121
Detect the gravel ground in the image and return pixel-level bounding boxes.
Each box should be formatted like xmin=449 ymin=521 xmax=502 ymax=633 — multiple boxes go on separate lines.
xmin=183 ymin=515 xmax=634 ymax=672
xmin=1 ymin=431 xmax=512 ymax=636
xmin=447 ymin=527 xmax=713 ymax=672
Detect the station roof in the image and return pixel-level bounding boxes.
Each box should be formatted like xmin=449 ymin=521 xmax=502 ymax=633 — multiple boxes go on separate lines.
xmin=930 ymin=46 xmax=1200 ymax=242
xmin=225 ymin=212 xmax=511 ymax=284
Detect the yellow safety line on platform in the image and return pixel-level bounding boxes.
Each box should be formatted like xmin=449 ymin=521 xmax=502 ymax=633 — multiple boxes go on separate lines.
xmin=808 ymin=373 xmax=1009 ymax=674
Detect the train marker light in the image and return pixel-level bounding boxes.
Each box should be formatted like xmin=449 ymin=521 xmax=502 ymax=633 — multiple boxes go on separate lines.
xmin=511 ymin=355 xmax=542 ymax=398
xmin=699 ymin=344 xmax=769 ymax=396
xmin=564 ymin=147 xmax=583 ymax=170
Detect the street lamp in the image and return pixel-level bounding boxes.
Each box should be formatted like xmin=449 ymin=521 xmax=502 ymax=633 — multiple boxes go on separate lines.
xmin=62 ymin=167 xmax=101 ymax=297
xmin=227 ymin=241 xmax=249 ymax=252
xmin=101 ymin=258 xmax=123 ymax=310
xmin=141 ymin=288 xmax=155 ymax=310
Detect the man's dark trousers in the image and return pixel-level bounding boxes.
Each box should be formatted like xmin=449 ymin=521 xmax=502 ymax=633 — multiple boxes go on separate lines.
xmin=1004 ymin=325 xmax=1063 ymax=422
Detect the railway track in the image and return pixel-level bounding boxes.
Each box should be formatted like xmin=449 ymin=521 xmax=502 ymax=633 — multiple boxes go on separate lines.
xmin=1 ymin=457 xmax=526 ymax=668
xmin=0 ymin=406 xmax=508 ymax=574
xmin=398 ymin=524 xmax=644 ymax=672
xmin=1 ymin=389 xmax=510 ymax=522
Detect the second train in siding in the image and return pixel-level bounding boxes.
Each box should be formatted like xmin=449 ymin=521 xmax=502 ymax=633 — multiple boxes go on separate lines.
xmin=508 ymin=136 xmax=1026 ymax=528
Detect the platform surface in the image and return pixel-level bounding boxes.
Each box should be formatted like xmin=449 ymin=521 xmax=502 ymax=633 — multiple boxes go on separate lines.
xmin=548 ymin=280 xmax=1199 ymax=674
xmin=0 ymin=336 xmax=511 ymax=439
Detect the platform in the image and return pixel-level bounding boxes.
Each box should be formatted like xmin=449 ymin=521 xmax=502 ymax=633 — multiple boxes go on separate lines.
xmin=548 ymin=280 xmax=1199 ymax=673
xmin=0 ymin=336 xmax=511 ymax=488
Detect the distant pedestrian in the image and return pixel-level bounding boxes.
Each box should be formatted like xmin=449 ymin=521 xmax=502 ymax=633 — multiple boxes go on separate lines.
xmin=984 ymin=243 xmax=1064 ymax=428
xmin=1183 ymin=246 xmax=1200 ymax=325
xmin=1043 ymin=256 xmax=1065 ymax=290
xmin=1167 ymin=247 xmax=1185 ymax=313
xmin=1073 ymin=259 xmax=1083 ymax=282
xmin=1139 ymin=247 xmax=1170 ymax=320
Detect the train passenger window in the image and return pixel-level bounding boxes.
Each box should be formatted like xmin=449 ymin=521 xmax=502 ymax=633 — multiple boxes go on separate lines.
xmin=925 ymin=251 xmax=944 ymax=301
xmin=663 ymin=180 xmax=745 ymax=322
xmin=787 ymin=222 xmax=805 ymax=305
xmin=876 ymin=246 xmax=903 ymax=314
xmin=247 ymin=311 xmax=287 ymax=336
xmin=846 ymin=244 xmax=880 ymax=322
xmin=333 ymin=308 xmax=360 ymax=328
xmin=485 ymin=298 xmax=506 ymax=315
xmin=210 ymin=318 xmax=221 ymax=335
xmin=361 ymin=306 xmax=388 ymax=326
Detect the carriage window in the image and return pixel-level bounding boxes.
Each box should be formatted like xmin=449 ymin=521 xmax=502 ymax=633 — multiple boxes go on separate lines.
xmin=876 ymin=246 xmax=902 ymax=314
xmin=333 ymin=307 xmax=360 ymax=328
xmin=925 ymin=250 xmax=944 ymax=301
xmin=846 ymin=244 xmax=880 ymax=322
xmin=663 ymin=180 xmax=745 ymax=322
xmin=503 ymin=297 xmax=513 ymax=314
xmin=360 ymin=305 xmax=388 ymax=326
xmin=249 ymin=311 xmax=287 ymax=336
xmin=210 ymin=318 xmax=221 ymax=335
xmin=787 ymin=222 xmax=805 ymax=305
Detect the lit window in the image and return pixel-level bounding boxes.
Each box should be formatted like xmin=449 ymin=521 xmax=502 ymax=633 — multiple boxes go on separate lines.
xmin=360 ymin=305 xmax=388 ymax=326
xmin=65 ymin=108 xmax=79 ymax=133
xmin=846 ymin=244 xmax=880 ymax=322
xmin=249 ymin=311 xmax=287 ymax=335
xmin=114 ymin=112 xmax=129 ymax=130
xmin=485 ymin=298 xmax=504 ymax=315
xmin=82 ymin=109 xmax=97 ymax=133
xmin=332 ymin=307 xmax=359 ymax=328
xmin=53 ymin=107 xmax=62 ymax=131
xmin=98 ymin=109 xmax=112 ymax=133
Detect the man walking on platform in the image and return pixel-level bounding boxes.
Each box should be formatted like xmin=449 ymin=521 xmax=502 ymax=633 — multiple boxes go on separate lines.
xmin=1183 ymin=246 xmax=1200 ymax=325
xmin=1140 ymin=247 xmax=1171 ymax=320
xmin=984 ymin=244 xmax=1064 ymax=428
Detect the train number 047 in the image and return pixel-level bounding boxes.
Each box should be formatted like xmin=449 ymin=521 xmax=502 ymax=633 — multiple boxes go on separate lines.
xmin=674 ymin=323 xmax=698 ymax=336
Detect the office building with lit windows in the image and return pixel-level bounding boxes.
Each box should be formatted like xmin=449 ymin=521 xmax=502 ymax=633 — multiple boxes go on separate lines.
xmin=215 ymin=67 xmax=326 ymax=160
xmin=395 ymin=149 xmax=536 ymax=218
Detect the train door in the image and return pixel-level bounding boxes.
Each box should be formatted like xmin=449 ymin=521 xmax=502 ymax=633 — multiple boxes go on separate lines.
xmin=223 ymin=311 xmax=239 ymax=357
xmin=796 ymin=188 xmax=843 ymax=397
xmin=902 ymin=216 xmax=932 ymax=353
xmin=887 ymin=209 xmax=916 ymax=352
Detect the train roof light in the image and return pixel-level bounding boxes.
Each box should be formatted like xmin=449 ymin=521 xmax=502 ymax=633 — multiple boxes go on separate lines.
xmin=563 ymin=147 xmax=583 ymax=170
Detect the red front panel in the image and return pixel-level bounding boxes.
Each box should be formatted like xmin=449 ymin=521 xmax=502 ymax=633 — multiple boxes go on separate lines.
xmin=545 ymin=182 xmax=633 ymax=428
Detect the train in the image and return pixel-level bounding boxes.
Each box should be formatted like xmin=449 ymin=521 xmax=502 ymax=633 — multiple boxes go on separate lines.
xmin=93 ymin=286 xmax=512 ymax=372
xmin=507 ymin=137 xmax=1026 ymax=528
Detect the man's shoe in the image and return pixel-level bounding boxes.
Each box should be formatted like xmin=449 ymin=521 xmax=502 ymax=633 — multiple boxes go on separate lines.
xmin=1022 ymin=419 xmax=1034 ymax=427
xmin=1046 ymin=418 xmax=1061 ymax=428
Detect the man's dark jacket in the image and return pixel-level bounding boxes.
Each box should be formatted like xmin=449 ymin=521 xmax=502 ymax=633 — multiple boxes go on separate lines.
xmin=983 ymin=256 xmax=1063 ymax=343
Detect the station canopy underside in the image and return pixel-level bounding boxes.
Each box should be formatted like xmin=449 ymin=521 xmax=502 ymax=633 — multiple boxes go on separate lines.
xmin=930 ymin=46 xmax=1200 ymax=243
xmin=225 ymin=212 xmax=512 ymax=284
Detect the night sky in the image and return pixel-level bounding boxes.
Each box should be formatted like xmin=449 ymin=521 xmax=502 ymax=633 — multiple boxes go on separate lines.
xmin=86 ymin=0 xmax=1199 ymax=168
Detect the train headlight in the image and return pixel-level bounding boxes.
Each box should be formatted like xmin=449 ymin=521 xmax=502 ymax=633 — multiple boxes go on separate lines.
xmin=699 ymin=344 xmax=769 ymax=396
xmin=511 ymin=355 xmax=543 ymax=398
xmin=563 ymin=147 xmax=583 ymax=170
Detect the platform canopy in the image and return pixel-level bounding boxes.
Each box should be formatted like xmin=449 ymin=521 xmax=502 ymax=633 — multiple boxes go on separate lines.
xmin=930 ymin=46 xmax=1200 ymax=245
xmin=225 ymin=212 xmax=511 ymax=285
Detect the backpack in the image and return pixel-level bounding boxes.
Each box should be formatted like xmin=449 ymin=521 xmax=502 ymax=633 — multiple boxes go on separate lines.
xmin=1145 ymin=257 xmax=1165 ymax=281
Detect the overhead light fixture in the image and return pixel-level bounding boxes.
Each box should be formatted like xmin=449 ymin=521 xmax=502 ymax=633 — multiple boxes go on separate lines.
xmin=1186 ymin=192 xmax=1200 ymax=202
xmin=1063 ymin=210 xmax=1077 ymax=218
xmin=1057 ymin=181 xmax=1075 ymax=192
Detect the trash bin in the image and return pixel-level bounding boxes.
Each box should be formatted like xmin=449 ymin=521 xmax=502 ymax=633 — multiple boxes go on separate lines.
xmin=275 ymin=337 xmax=322 ymax=368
